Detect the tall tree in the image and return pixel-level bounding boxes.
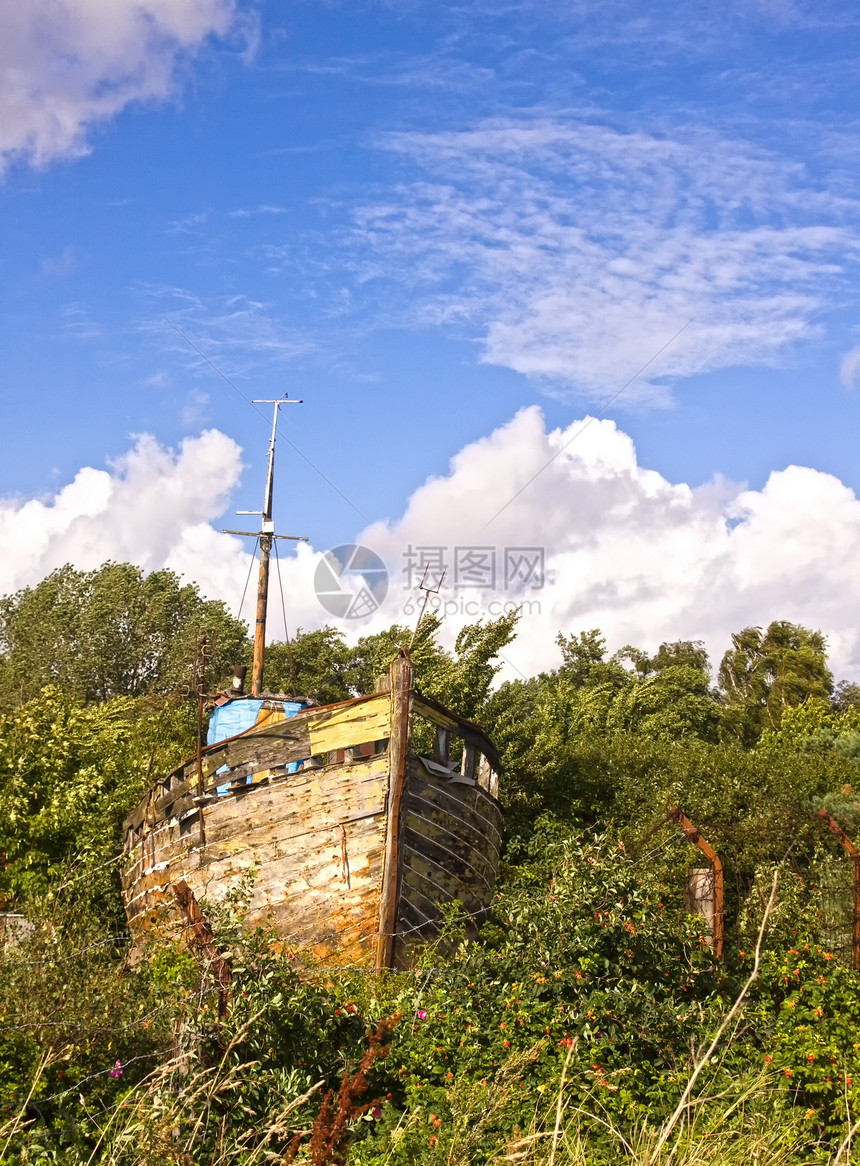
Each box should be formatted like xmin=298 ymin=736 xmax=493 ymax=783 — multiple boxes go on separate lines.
xmin=718 ymin=620 xmax=833 ymax=745
xmin=264 ymin=627 xmax=354 ymax=705
xmin=0 ymin=563 xmax=249 ymax=708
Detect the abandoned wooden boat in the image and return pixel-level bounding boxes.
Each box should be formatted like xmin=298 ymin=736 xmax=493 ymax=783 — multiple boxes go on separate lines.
xmin=120 ymin=398 xmax=503 ymax=969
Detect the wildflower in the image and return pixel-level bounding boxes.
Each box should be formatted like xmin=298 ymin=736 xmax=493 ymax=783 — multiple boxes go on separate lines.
xmin=417 ymin=1010 xmax=427 ymax=1019
xmin=428 ymin=1135 xmax=437 ymax=1146
xmin=765 ymin=1055 xmax=773 ymax=1063
xmin=109 ymin=1060 xmax=123 ymax=1079
xmin=807 ymin=1053 xmax=815 ymax=1062
xmin=785 ymin=1069 xmax=792 ymax=1077
xmin=371 ymin=1105 xmax=382 ymax=1119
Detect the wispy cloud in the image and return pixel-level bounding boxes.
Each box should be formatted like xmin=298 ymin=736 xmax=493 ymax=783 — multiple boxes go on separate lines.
xmin=39 ymin=244 xmax=82 ymax=279
xmin=840 ymin=344 xmax=860 ymax=388
xmin=349 ymin=117 xmax=859 ymax=402
xmin=229 ymin=204 xmax=287 ymax=218
xmin=138 ymin=285 xmax=315 ymax=376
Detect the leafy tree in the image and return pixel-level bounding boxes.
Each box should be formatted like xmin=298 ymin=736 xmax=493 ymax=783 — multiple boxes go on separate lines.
xmin=605 ymin=663 xmax=722 ymax=742
xmin=344 ymin=615 xmax=454 ymax=699
xmin=718 ymin=620 xmax=833 ymax=745
xmin=650 ymin=638 xmax=711 ymax=673
xmin=266 ymin=613 xmax=519 ymax=725
xmin=427 ymin=611 xmax=520 ymax=721
xmin=264 ymin=627 xmax=354 ymax=704
xmin=0 ymin=562 xmax=249 ymax=709
xmin=0 ymin=687 xmax=195 ymax=912
xmin=556 ymin=629 xmax=628 ymax=690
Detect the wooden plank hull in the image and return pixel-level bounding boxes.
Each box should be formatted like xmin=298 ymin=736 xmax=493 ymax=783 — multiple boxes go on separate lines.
xmin=395 ymin=761 xmax=503 ymax=966
xmin=122 ymin=755 xmax=388 ymax=965
xmin=120 ymin=654 xmax=503 ymax=968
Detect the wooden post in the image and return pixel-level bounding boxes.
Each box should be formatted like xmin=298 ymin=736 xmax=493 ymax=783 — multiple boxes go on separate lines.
xmin=817 ymin=809 xmax=860 ymax=971
xmin=433 ymin=726 xmax=450 ymax=765
xmin=251 ymin=533 xmax=272 ymax=695
xmin=196 ymin=636 xmax=206 ymax=848
xmin=668 ymin=807 xmax=724 ymax=959
xmin=375 ymin=651 xmax=412 ymax=970
xmin=461 ymin=743 xmax=477 ymax=781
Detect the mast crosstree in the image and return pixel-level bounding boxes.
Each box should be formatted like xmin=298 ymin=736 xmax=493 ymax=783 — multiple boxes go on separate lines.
xmin=223 ymin=396 xmax=307 ymax=695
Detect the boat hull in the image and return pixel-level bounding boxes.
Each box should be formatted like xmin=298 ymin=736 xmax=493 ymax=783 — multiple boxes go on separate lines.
xmin=120 ymin=655 xmax=503 ymax=968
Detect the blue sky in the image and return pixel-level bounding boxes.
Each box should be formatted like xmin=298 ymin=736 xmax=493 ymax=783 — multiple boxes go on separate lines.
xmin=4 ymin=0 xmax=860 ymax=676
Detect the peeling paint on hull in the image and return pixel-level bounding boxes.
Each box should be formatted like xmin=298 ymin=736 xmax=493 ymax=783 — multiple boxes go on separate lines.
xmin=121 ymin=654 xmax=503 ymax=969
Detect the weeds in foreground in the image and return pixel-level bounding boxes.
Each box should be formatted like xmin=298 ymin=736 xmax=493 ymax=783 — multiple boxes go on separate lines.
xmin=285 ymin=1013 xmax=401 ymax=1166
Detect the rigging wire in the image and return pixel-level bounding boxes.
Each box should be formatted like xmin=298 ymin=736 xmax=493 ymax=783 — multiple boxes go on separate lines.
xmin=236 ymin=538 xmax=259 ymax=625
xmin=479 ymin=317 xmax=694 ymax=531
xmin=273 ymin=539 xmax=297 ymax=695
xmin=163 ymin=318 xmax=369 ymax=522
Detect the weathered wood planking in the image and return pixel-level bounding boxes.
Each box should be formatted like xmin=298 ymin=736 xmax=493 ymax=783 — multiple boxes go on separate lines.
xmin=392 ymin=764 xmax=504 ymax=965
xmin=412 ymin=694 xmax=502 ymax=773
xmin=121 ymin=655 xmax=505 ymax=970
xmin=123 ymin=693 xmax=391 ymax=836
xmin=121 ymin=754 xmax=389 ymax=963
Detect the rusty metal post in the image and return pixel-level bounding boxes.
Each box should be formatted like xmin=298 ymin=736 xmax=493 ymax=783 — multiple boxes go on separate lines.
xmin=817 ymin=809 xmax=860 ymax=971
xmin=173 ymin=878 xmax=232 ymax=1016
xmin=251 ymin=533 xmax=271 ymax=695
xmin=668 ymin=807 xmax=724 ymax=959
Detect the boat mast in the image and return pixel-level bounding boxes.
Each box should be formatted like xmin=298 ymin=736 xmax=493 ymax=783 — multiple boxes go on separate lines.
xmin=229 ymin=395 xmax=304 ymax=695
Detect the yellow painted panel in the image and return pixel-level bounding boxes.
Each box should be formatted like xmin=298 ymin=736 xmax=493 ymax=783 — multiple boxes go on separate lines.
xmin=307 ymin=694 xmax=390 ymax=754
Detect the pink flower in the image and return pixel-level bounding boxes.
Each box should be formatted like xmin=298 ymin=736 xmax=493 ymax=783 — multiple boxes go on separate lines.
xmin=417 ymin=1010 xmax=427 ymax=1019
xmin=109 ymin=1060 xmax=123 ymax=1079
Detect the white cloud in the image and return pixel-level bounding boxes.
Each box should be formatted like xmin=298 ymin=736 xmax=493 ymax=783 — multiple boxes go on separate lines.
xmin=353 ymin=119 xmax=856 ymax=402
xmin=142 ymin=285 xmax=314 ymax=373
xmin=6 ymin=415 xmax=860 ymax=686
xmin=840 ymin=344 xmax=860 ymax=388
xmin=0 ymin=429 xmax=251 ymax=602
xmin=339 ymin=407 xmax=860 ymax=684
xmin=0 ymin=0 xmax=241 ymax=173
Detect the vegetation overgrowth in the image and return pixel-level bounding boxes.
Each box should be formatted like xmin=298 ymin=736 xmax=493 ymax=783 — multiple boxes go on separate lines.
xmin=1 ymin=562 xmax=860 ymax=1161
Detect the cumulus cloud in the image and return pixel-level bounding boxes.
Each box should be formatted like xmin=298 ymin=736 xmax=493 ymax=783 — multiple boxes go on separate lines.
xmin=346 ymin=407 xmax=860 ymax=681
xmin=352 ymin=119 xmax=856 ymax=402
xmin=0 ymin=429 xmax=251 ymax=602
xmin=6 ymin=416 xmax=860 ymax=685
xmin=0 ymin=0 xmax=241 ymax=173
